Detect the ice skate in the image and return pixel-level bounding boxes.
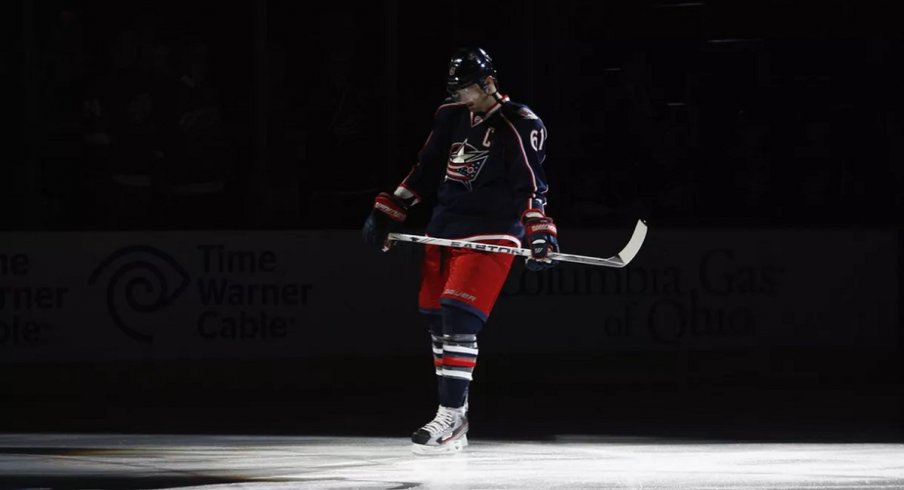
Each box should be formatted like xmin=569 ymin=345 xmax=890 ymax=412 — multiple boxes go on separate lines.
xmin=411 ymin=405 xmax=469 ymax=455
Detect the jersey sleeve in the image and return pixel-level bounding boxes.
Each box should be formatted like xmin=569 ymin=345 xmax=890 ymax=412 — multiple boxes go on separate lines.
xmin=394 ymin=103 xmax=458 ymax=206
xmin=502 ymin=110 xmax=550 ymax=217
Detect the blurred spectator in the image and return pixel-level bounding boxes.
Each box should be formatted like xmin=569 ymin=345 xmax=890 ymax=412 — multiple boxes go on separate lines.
xmin=566 ymin=52 xmax=655 ymax=227
xmin=793 ymin=118 xmax=842 ymax=220
xmin=84 ymin=21 xmax=171 ymax=229
xmin=646 ymin=105 xmax=697 ymax=224
xmin=620 ymin=51 xmax=659 ymax=141
xmin=568 ymin=164 xmax=645 ymax=227
xmin=731 ymin=122 xmax=775 ymax=222
xmin=260 ymin=40 xmax=306 ymax=227
xmin=154 ymin=39 xmax=237 ymax=229
xmin=302 ymin=9 xmax=380 ymax=227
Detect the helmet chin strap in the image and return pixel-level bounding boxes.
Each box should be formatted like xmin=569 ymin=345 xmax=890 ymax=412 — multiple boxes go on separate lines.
xmin=481 ymin=77 xmax=503 ymax=104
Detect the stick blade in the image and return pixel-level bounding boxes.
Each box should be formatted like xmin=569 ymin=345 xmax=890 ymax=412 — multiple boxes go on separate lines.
xmin=612 ymin=219 xmax=648 ymax=267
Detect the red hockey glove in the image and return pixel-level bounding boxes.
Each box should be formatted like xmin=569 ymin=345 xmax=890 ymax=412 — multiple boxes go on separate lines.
xmin=522 ymin=210 xmax=559 ymax=271
xmin=362 ymin=192 xmax=408 ymax=251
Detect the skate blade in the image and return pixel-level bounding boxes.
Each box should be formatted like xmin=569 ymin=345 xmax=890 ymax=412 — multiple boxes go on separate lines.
xmin=410 ymin=435 xmax=468 ymax=455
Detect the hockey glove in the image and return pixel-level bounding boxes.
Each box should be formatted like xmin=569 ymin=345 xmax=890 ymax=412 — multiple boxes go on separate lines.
xmin=362 ymin=192 xmax=408 ymax=251
xmin=522 ymin=211 xmax=559 ymax=271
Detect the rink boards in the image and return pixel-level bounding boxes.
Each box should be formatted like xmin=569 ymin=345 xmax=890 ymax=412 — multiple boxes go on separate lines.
xmin=0 ymin=228 xmax=897 ymax=361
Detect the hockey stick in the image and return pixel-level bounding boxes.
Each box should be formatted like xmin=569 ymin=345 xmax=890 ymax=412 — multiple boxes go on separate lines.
xmin=388 ymin=219 xmax=647 ymax=268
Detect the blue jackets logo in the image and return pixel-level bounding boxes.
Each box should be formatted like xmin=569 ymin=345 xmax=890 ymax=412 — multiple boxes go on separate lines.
xmin=445 ymin=139 xmax=489 ymax=191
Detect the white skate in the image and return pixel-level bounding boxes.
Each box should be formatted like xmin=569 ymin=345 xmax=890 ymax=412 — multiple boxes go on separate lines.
xmin=411 ymin=405 xmax=469 ymax=455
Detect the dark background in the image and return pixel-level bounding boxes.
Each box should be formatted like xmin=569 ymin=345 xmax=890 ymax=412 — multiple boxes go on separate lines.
xmin=2 ymin=0 xmax=902 ymax=441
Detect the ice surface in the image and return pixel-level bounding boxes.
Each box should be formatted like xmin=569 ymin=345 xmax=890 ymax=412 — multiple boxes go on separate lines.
xmin=0 ymin=433 xmax=902 ymax=489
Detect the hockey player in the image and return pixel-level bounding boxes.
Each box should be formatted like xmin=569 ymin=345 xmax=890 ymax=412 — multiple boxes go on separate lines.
xmin=362 ymin=47 xmax=558 ymax=454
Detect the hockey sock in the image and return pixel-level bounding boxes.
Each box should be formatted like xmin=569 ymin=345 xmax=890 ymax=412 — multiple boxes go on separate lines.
xmin=427 ymin=314 xmax=445 ymax=399
xmin=439 ymin=333 xmax=478 ymax=408
xmin=428 ymin=314 xmax=444 ymax=376
xmin=439 ymin=307 xmax=484 ymax=409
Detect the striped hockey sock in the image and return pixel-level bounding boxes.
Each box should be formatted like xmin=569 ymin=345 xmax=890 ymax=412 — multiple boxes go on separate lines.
xmin=439 ymin=333 xmax=478 ymax=408
xmin=431 ymin=334 xmax=444 ymax=376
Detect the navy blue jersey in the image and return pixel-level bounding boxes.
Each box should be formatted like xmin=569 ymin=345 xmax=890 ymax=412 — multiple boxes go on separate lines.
xmin=396 ymin=95 xmax=550 ymax=245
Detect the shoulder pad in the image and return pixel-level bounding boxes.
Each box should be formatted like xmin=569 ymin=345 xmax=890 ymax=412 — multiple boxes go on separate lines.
xmin=502 ymin=101 xmax=540 ymax=121
xmin=516 ymin=106 xmax=539 ymax=120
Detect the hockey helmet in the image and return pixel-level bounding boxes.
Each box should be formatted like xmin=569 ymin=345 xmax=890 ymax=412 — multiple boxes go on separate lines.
xmin=446 ymin=47 xmax=497 ymax=94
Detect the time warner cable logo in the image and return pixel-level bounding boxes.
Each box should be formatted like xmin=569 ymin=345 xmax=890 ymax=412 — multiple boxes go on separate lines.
xmin=88 ymin=246 xmax=189 ymax=343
